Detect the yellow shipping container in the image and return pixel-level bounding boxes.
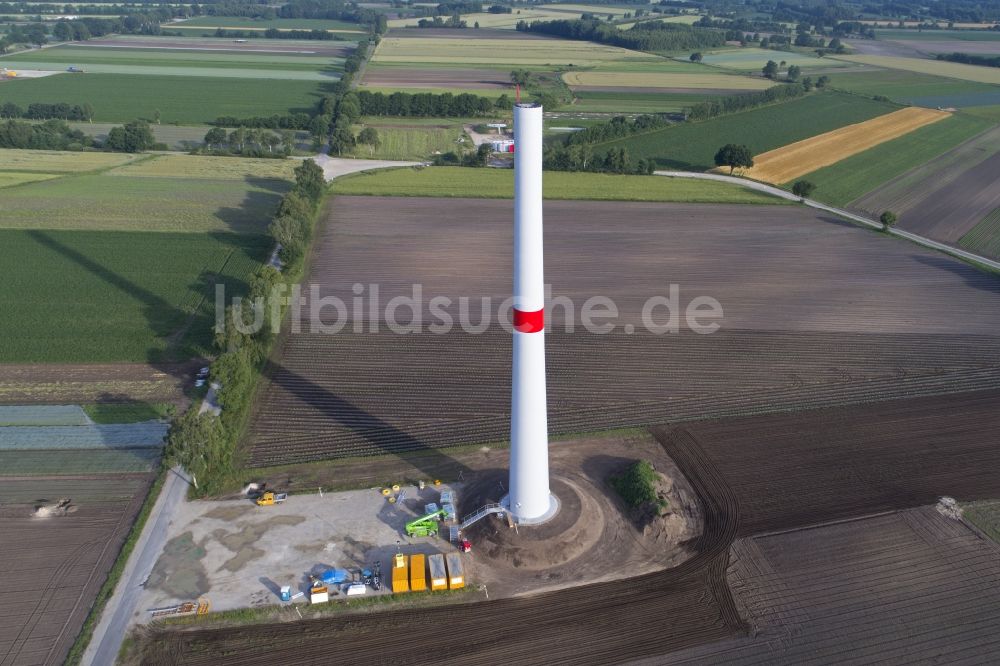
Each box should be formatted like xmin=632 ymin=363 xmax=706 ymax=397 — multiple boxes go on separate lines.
xmin=428 ymin=553 xmax=448 ymax=591
xmin=445 ymin=552 xmax=465 ymax=590
xmin=410 ymin=553 xmax=427 ymax=592
xmin=392 ymin=555 xmax=409 ymax=593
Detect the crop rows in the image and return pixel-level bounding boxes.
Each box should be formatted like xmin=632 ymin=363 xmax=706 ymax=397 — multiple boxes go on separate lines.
xmin=0 ymin=422 xmax=167 ymax=450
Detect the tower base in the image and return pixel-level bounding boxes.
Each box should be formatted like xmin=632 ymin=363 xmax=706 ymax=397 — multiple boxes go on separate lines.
xmin=500 ymin=492 xmax=560 ymax=526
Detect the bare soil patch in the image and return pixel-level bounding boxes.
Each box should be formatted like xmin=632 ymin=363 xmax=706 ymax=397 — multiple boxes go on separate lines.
xmin=0 ymin=361 xmax=201 ymax=406
xmin=0 ymin=475 xmax=153 ymax=666
xmin=247 ymin=196 xmax=1000 ymax=466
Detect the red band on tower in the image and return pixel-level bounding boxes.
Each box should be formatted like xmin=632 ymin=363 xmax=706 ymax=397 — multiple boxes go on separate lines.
xmin=513 ymin=308 xmax=544 ymax=333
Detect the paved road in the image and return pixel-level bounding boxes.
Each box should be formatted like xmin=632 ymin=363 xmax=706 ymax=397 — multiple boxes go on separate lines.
xmin=83 ymin=467 xmax=192 ymax=666
xmin=654 ymin=170 xmax=1000 ymax=272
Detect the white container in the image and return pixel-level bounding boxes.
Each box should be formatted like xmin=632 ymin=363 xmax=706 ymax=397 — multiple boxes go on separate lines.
xmin=346 ymin=583 xmax=367 ymax=596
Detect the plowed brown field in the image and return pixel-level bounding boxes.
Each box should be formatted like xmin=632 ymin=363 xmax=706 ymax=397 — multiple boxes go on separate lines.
xmin=246 ymin=197 xmax=1000 ymax=466
xmin=142 ymin=389 xmax=1000 ymax=664
xmin=1 ymin=475 xmax=153 ymax=666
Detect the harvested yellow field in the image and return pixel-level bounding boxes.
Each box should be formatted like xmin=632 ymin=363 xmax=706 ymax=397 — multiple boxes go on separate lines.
xmin=563 ymin=71 xmax=774 ymax=89
xmin=733 ymin=107 xmax=950 ymax=184
xmin=833 ymin=54 xmax=1000 ymax=85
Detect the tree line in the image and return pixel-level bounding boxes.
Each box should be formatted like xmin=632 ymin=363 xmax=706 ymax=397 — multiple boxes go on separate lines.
xmin=210 ymin=27 xmax=346 ymax=41
xmin=202 ymin=126 xmax=296 ymax=157
xmin=685 ymin=79 xmax=827 ymax=122
xmin=0 ymin=116 xmax=158 ymax=152
xmin=515 ymin=18 xmax=726 ymax=53
xmin=355 ymin=90 xmax=508 ymax=117
xmin=565 ymin=114 xmax=669 ymax=146
xmin=938 ymin=52 xmax=1000 ymax=68
xmin=0 ymin=102 xmax=94 ymax=122
xmin=543 ymin=143 xmax=656 ymax=175
xmin=165 ymin=160 xmax=328 ymax=496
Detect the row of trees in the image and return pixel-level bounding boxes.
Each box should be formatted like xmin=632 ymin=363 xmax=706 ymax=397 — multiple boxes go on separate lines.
xmin=211 ymin=27 xmax=345 ymax=41
xmin=686 ymin=82 xmax=815 ymax=122
xmin=203 ymin=126 xmax=297 ymax=156
xmin=516 ymin=17 xmax=727 ymax=53
xmin=166 ymin=162 xmax=327 ymax=495
xmin=0 ymin=101 xmax=94 ymax=122
xmin=0 ymin=118 xmax=93 ymax=150
xmin=565 ymin=114 xmax=669 ymax=146
xmin=355 ymin=90 xmax=508 ymax=117
xmin=212 ymin=112 xmax=313 ymax=130
xmin=938 ymin=52 xmax=1000 ymax=68
xmin=543 ymin=143 xmax=657 ymax=175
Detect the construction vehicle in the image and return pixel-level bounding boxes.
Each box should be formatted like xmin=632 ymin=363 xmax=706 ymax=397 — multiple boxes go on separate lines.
xmin=405 ymin=508 xmax=446 ymax=537
xmin=309 ymin=581 xmax=329 ymax=604
xmin=410 ymin=553 xmax=427 ymax=591
xmin=392 ymin=552 xmax=409 ymax=593
xmin=428 ymin=554 xmax=447 ymax=591
xmin=445 ymin=552 xmax=465 ymax=589
xmin=255 ymin=491 xmax=287 ymax=506
xmin=149 ymin=598 xmax=210 ymax=618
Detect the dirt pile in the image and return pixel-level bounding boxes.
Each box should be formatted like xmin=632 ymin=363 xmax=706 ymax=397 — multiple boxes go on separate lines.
xmin=33 ymin=498 xmax=78 ymax=518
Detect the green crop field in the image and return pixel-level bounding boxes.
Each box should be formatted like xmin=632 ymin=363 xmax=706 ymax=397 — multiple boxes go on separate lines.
xmin=963 ymin=104 xmax=1000 ymax=122
xmin=0 ymin=172 xmax=61 ymax=188
xmin=833 ymin=55 xmax=1000 ymax=85
xmin=959 ymin=207 xmax=1000 ymax=258
xmin=0 ymin=73 xmax=328 ymax=123
xmin=0 ymin=149 xmax=141 ymax=172
xmin=795 ymin=113 xmax=992 ymax=206
xmin=695 ymin=48 xmax=853 ymax=71
xmin=595 ymin=91 xmax=898 ymax=170
xmin=831 ymin=69 xmax=1000 ymax=106
xmin=0 ymin=228 xmax=271 ymax=362
xmin=171 ymin=16 xmax=363 ymax=31
xmin=347 ymin=125 xmax=465 ymax=160
xmin=571 ymin=90 xmax=729 ymax=113
xmin=334 ymin=166 xmax=784 ymax=204
xmin=111 ymin=154 xmax=299 ymax=180
xmin=373 ymin=35 xmax=661 ymax=67
xmin=875 ymin=29 xmax=1000 ymax=42
xmin=0 ymin=174 xmax=288 ymax=233
xmin=0 ymin=448 xmax=162 ymax=474
xmin=963 ymin=500 xmax=1000 ymax=544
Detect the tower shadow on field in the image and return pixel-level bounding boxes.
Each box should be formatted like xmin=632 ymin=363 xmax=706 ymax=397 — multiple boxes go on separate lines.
xmin=261 ymin=361 xmax=474 ymax=483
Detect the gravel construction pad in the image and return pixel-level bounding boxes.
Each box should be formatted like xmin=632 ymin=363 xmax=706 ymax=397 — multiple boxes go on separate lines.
xmin=139 ymin=387 xmax=1000 ymax=664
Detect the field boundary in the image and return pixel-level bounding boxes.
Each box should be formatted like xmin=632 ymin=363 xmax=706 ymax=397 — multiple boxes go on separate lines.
xmin=653 ymin=170 xmax=1000 ymax=273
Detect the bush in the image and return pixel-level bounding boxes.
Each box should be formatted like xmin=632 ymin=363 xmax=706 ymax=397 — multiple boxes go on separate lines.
xmin=610 ymin=460 xmax=665 ymax=509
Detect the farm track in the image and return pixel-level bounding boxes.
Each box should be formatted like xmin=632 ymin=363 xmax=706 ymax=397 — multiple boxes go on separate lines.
xmin=147 ymin=390 xmax=1000 ymax=663
xmin=851 ymin=124 xmax=1000 ymax=250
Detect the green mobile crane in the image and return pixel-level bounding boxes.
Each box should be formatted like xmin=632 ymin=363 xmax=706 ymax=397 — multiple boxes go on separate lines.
xmin=405 ymin=509 xmax=446 ymax=537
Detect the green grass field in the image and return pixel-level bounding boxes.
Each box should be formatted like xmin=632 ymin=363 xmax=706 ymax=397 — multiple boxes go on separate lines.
xmin=0 ymin=174 xmax=287 ymax=233
xmin=0 ymin=171 xmax=61 ymax=188
xmin=959 ymin=207 xmax=1000 ymax=258
xmin=796 ymin=113 xmax=992 ymax=206
xmin=595 ymin=91 xmax=898 ymax=170
xmin=347 ymin=125 xmax=466 ymax=160
xmin=0 ymin=73 xmax=328 ymax=123
xmin=696 ymin=48 xmax=853 ymax=71
xmin=962 ymin=104 xmax=1000 ymax=122
xmin=875 ymin=28 xmax=1000 ymax=42
xmin=831 ymin=69 xmax=1000 ymax=106
xmin=0 ymin=149 xmax=141 ymax=172
xmin=0 ymin=228 xmax=271 ymax=362
xmin=334 ymin=166 xmax=785 ymax=204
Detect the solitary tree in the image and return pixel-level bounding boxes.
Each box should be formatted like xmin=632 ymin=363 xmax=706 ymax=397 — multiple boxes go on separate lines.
xmin=792 ymin=180 xmax=816 ymax=198
xmin=152 ymin=108 xmax=161 ymax=125
xmin=880 ymin=210 xmax=898 ymax=231
xmin=510 ymin=69 xmax=531 ymax=87
xmin=714 ymin=144 xmax=754 ymax=175
xmin=690 ymin=51 xmax=703 ymax=62
xmin=816 ymin=75 xmax=830 ymax=88
xmin=802 ymin=76 xmax=814 ymax=91
xmin=762 ymin=60 xmax=779 ymax=79
xmin=204 ymin=127 xmax=227 ymax=150
xmin=357 ymin=127 xmax=380 ymax=156
xmin=786 ymin=64 xmax=801 ymax=81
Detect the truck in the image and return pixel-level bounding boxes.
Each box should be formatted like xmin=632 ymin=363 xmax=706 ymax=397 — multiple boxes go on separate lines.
xmin=392 ymin=553 xmax=409 ymax=593
xmin=428 ymin=553 xmax=447 ymax=591
xmin=410 ymin=553 xmax=427 ymax=592
xmin=255 ymin=491 xmax=287 ymax=506
xmin=445 ymin=552 xmax=465 ymax=589
xmin=405 ymin=508 xmax=446 ymax=537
